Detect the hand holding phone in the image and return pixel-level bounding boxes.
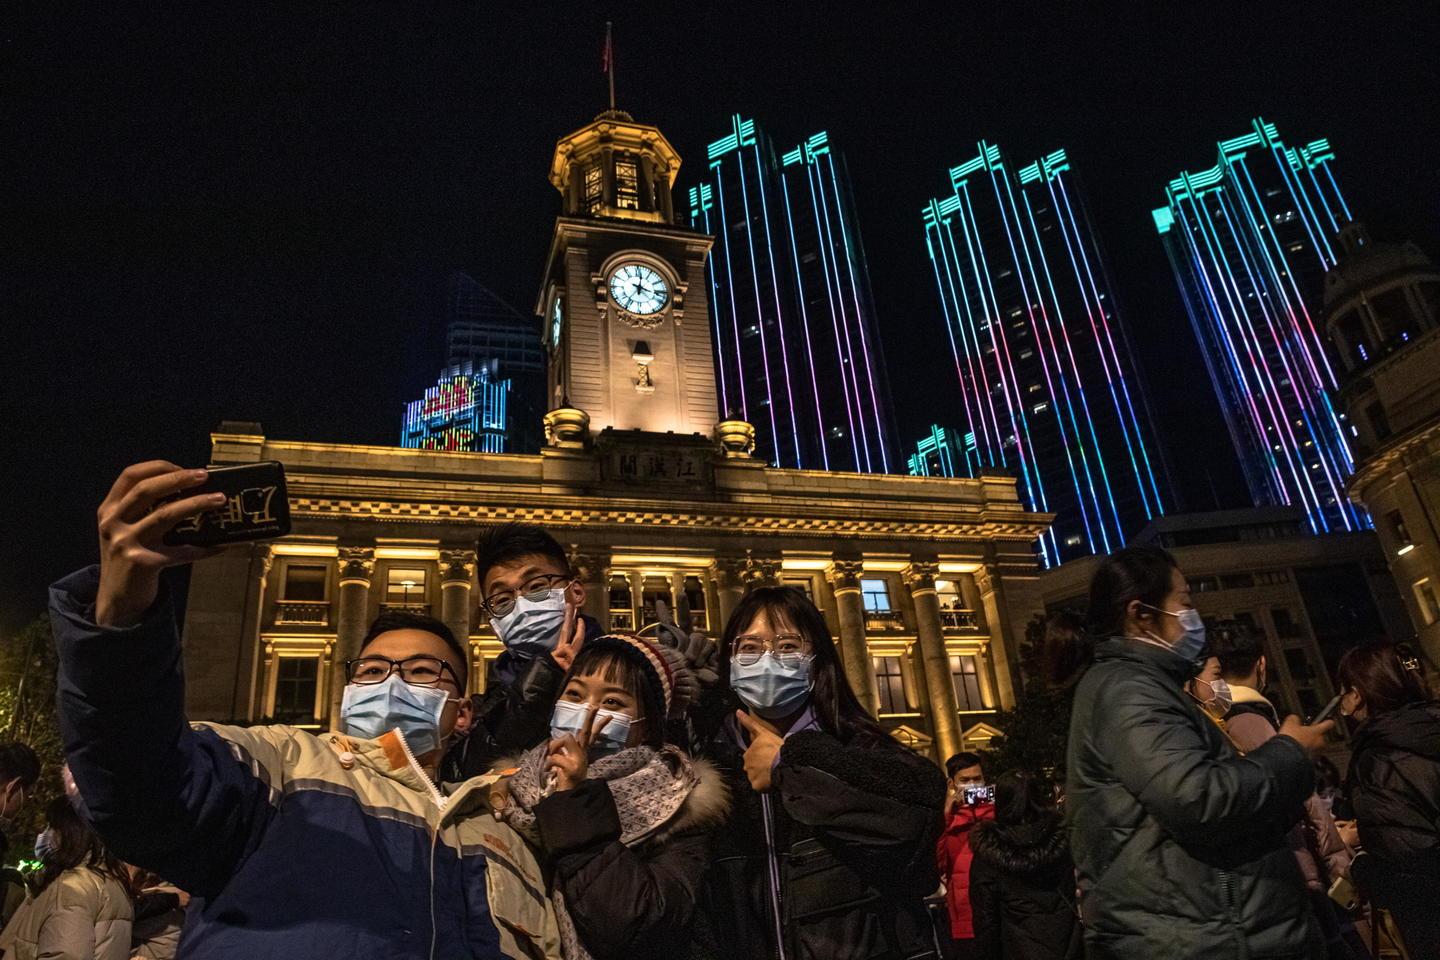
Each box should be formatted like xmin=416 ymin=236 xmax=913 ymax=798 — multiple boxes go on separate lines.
xmin=159 ymin=461 xmax=290 ymax=547
xmin=1310 ymin=692 xmax=1344 ymax=725
xmin=964 ymin=784 xmax=996 ymax=806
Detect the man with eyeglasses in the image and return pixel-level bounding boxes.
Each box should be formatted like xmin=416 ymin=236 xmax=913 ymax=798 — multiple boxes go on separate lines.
xmin=442 ymin=522 xmax=600 ymax=782
xmin=49 ymin=462 xmax=558 ymax=959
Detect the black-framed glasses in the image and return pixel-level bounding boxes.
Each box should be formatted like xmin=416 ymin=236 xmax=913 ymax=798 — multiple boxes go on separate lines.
xmin=481 ymin=574 xmax=574 ymax=618
xmin=345 ymin=655 xmax=461 ymax=689
xmin=732 ymin=633 xmax=812 ymax=667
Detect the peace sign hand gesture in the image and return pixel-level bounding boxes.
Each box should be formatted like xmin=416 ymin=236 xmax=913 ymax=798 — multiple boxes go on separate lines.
xmin=550 ymin=601 xmax=584 ymax=673
xmin=547 ymin=707 xmax=611 ymax=792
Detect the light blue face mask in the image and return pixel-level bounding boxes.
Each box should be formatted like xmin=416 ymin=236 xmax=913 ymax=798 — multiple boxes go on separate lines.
xmin=730 ymin=653 xmax=813 ymax=720
xmin=491 ymin=588 xmax=568 ymax=657
xmin=550 ymin=699 xmax=636 ymax=757
xmin=340 ymin=673 xmax=453 ymax=757
xmin=33 ymin=830 xmax=56 ymax=862
xmin=1139 ymin=605 xmax=1207 ymax=664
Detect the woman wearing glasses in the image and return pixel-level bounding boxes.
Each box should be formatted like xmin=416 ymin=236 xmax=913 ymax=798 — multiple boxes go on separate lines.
xmin=691 ymin=586 xmax=948 ymax=960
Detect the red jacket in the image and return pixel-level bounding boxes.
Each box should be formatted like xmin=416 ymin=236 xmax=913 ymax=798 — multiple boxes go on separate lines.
xmin=937 ymin=801 xmax=995 ymax=939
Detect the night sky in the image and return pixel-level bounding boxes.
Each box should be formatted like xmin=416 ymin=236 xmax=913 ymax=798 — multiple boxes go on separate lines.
xmin=6 ymin=4 xmax=1440 ymax=633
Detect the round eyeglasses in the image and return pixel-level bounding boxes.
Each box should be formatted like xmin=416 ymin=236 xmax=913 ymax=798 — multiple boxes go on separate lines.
xmin=732 ymin=633 xmax=813 ymax=667
xmin=481 ymin=574 xmax=574 ymax=618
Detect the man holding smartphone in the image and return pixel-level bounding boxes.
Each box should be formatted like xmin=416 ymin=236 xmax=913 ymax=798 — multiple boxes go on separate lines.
xmin=937 ymin=752 xmax=994 ymax=959
xmin=49 ymin=462 xmax=558 ymax=959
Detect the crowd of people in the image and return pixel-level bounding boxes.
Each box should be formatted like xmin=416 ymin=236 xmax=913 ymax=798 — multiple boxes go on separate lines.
xmin=0 ymin=461 xmax=1431 ymax=959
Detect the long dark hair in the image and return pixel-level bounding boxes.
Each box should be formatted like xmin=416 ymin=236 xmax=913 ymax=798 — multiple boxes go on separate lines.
xmin=1043 ymin=610 xmax=1093 ymax=688
xmin=993 ymin=769 xmax=1057 ymax=827
xmin=36 ymin=797 xmax=130 ymax=895
xmin=721 ymin=586 xmax=891 ymax=746
xmin=1337 ymin=642 xmax=1429 ymax=719
xmin=1086 ymin=545 xmax=1178 ymax=638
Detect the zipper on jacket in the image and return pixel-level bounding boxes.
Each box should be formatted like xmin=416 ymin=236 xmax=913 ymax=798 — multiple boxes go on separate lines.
xmin=394 ymin=730 xmax=449 ymax=811
xmin=759 ymin=791 xmax=789 ymax=960
xmin=1217 ymin=868 xmax=1247 ymax=959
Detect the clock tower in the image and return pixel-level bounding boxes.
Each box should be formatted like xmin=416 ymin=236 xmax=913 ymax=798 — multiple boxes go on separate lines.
xmin=536 ymin=109 xmax=719 ymax=440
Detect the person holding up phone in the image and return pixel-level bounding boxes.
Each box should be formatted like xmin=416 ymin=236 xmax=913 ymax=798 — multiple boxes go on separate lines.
xmin=49 ymin=462 xmax=558 ymax=960
xmin=938 ymin=751 xmax=995 ymax=959
xmin=442 ymin=522 xmax=601 ymax=782
xmin=688 ymin=586 xmax=947 ymax=960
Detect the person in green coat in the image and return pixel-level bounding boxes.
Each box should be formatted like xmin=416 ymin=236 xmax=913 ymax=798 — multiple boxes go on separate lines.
xmin=1065 ymin=545 xmax=1334 ymax=959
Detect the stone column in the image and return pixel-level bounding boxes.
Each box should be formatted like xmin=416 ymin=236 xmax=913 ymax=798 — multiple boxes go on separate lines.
xmin=240 ymin=546 xmax=274 ymax=722
xmin=710 ymin=557 xmax=746 ymax=631
xmin=826 ymin=558 xmax=877 ymax=713
xmin=439 ymin=549 xmax=476 ymax=684
xmin=975 ymin=564 xmax=1019 ymax=709
xmin=330 ymin=546 xmax=375 ymax=729
xmin=905 ymin=560 xmax=962 ymax=762
xmin=569 ymin=549 xmax=611 ymax=629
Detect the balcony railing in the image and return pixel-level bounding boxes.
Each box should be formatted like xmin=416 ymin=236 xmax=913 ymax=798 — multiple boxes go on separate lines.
xmin=380 ymin=602 xmax=431 ymax=616
xmin=864 ymin=610 xmax=906 ymax=631
xmin=274 ymin=600 xmax=331 ymax=626
xmin=941 ymin=609 xmax=980 ymax=631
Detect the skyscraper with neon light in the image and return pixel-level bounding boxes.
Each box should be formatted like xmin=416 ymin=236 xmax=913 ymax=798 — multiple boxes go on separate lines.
xmin=907 ymin=424 xmax=971 ymax=478
xmin=1154 ymin=118 xmax=1366 ymax=534
xmin=687 ymin=115 xmax=897 ymax=472
xmin=923 ymin=143 xmax=1169 ymax=566
xmin=400 ymin=360 xmax=509 ymax=453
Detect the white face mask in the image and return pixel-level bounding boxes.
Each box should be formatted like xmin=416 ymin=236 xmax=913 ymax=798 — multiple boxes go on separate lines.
xmin=491 ymin=588 xmax=569 ymax=656
xmin=549 ymin=700 xmax=637 ymax=756
xmin=340 ymin=674 xmax=454 ymax=757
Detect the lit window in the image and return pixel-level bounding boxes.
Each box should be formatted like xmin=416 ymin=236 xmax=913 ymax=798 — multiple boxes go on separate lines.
xmin=861 ymin=579 xmax=892 ymax=612
xmin=615 ymin=156 xmax=640 ymax=211
xmin=950 ymin=654 xmax=985 ymax=711
xmin=584 ymin=165 xmax=603 ymax=213
xmin=1414 ymin=579 xmax=1439 ymax=626
xmin=873 ymin=656 xmax=908 ymax=714
xmin=1388 ymin=510 xmax=1413 ymax=547
xmin=1064 ymin=534 xmax=1083 ymax=547
xmin=386 ymin=568 xmax=427 ymax=606
xmin=1032 ymin=402 xmax=1049 ymax=415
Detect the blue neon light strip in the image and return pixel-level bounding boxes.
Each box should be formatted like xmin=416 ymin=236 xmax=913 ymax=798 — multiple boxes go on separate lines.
xmin=1155 ymin=117 xmax=1368 ymax=534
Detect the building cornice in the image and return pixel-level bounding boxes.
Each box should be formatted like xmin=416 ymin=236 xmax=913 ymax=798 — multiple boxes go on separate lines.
xmin=1348 ymin=415 xmax=1440 ymax=501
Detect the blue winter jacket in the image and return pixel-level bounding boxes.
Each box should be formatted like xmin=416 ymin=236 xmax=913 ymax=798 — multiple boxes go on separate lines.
xmin=50 ymin=566 xmax=559 ymax=960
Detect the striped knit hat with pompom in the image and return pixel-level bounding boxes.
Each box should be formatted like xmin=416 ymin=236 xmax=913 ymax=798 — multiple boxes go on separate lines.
xmin=585 ymin=633 xmax=687 ymax=717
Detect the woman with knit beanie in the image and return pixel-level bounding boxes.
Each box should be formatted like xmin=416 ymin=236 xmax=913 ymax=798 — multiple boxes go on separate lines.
xmin=491 ymin=633 xmax=728 ymax=960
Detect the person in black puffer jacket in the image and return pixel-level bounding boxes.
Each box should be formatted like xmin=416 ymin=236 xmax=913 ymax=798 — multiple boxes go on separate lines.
xmin=1336 ymin=641 xmax=1440 ymax=956
xmin=1066 ymin=546 xmax=1334 ymax=960
xmin=442 ymin=523 xmax=602 ymax=782
xmin=969 ymin=769 xmax=1081 ymax=960
xmin=689 ymin=586 xmax=947 ymax=960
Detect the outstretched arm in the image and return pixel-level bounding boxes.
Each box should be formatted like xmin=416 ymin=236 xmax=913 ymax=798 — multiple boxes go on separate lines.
xmin=52 ymin=462 xmax=279 ymax=898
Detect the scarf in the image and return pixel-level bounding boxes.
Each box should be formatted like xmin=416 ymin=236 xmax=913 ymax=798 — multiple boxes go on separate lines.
xmin=499 ymin=741 xmax=699 ymax=960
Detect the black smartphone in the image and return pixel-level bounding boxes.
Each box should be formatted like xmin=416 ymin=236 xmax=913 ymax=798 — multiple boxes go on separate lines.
xmin=964 ymin=784 xmax=995 ymax=806
xmin=161 ymin=461 xmax=292 ymax=547
xmin=1310 ymin=692 xmax=1344 ymax=725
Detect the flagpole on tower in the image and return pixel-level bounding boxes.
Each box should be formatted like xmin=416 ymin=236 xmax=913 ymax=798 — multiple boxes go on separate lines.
xmin=604 ymin=21 xmax=616 ymax=111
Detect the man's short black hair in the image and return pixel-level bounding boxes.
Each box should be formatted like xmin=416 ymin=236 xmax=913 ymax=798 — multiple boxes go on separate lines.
xmin=0 ymin=742 xmax=40 ymax=788
xmin=359 ymin=611 xmax=467 ymax=686
xmin=1211 ymin=621 xmax=1266 ymax=682
xmin=946 ymin=751 xmax=984 ymax=778
xmin=474 ymin=522 xmax=570 ymax=587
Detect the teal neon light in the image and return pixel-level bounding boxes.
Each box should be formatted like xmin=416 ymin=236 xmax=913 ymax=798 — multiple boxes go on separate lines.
xmin=1154 ymin=116 xmax=1366 ymax=535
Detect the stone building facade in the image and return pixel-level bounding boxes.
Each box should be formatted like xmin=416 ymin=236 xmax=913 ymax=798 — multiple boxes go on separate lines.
xmin=180 ymin=422 xmax=1050 ymax=765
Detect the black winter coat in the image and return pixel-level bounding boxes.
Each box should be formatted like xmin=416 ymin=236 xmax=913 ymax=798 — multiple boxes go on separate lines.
xmin=532 ymin=757 xmax=730 ymax=960
xmin=968 ymin=816 xmax=1080 ymax=960
xmin=1065 ymin=638 xmax=1320 ymax=960
xmin=1345 ymin=700 xmax=1440 ymax=956
xmin=691 ymin=714 xmax=947 ymax=960
xmin=441 ymin=615 xmax=602 ymax=782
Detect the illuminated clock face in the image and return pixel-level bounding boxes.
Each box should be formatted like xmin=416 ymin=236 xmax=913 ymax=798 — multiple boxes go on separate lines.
xmin=608 ymin=263 xmax=669 ymax=316
xmin=551 ymin=297 xmax=563 ymax=345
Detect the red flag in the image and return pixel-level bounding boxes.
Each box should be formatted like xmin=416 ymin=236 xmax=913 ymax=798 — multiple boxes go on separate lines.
xmin=602 ymin=22 xmax=612 ymax=74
